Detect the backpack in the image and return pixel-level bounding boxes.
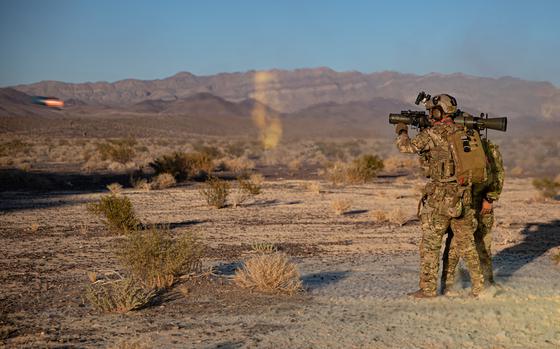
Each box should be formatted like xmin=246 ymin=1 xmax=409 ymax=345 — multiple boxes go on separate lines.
xmin=448 ymin=128 xmax=488 ymax=185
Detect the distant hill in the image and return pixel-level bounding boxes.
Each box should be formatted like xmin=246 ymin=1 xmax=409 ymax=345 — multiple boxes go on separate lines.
xmin=13 ymin=68 xmax=560 ymax=121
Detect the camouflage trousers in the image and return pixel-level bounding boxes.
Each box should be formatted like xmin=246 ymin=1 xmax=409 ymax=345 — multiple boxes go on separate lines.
xmin=442 ymin=199 xmax=494 ymax=290
xmin=419 ymin=207 xmax=485 ymax=296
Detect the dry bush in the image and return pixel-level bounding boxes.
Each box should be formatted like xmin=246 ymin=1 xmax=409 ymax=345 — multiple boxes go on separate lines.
xmin=324 ymin=154 xmax=383 ymax=185
xmin=150 ymin=173 xmax=176 ymax=190
xmin=83 ymin=277 xmax=156 ymax=313
xmin=221 ymin=157 xmax=255 ymax=173
xmin=371 ymin=208 xmax=408 ymax=225
xmin=149 ymin=151 xmax=214 ymax=181
xmin=109 ymin=339 xmax=151 ymax=349
xmin=251 ymin=242 xmax=277 ymax=254
xmin=192 ymin=144 xmax=222 ymax=159
xmin=199 ymin=177 xmax=230 ymax=208
xmin=234 ymin=253 xmax=302 ymax=294
xmin=225 ymin=141 xmax=247 ymax=157
xmin=315 ymin=141 xmax=346 ymax=160
xmin=131 ymin=178 xmax=151 ymax=191
xmin=118 ymin=227 xmax=203 ymax=289
xmin=238 ymin=174 xmax=262 ymax=195
xmin=532 ymin=177 xmax=560 ymax=199
xmin=288 ymin=158 xmax=302 ymax=173
xmin=306 ymin=181 xmax=321 ymax=194
xmin=331 ymin=198 xmax=352 ymax=215
xmin=383 ymin=155 xmax=419 ymax=173
xmin=87 ymin=194 xmax=141 ymax=234
xmin=97 ymin=139 xmax=137 ymax=164
xmin=107 ymin=182 xmax=123 ymax=194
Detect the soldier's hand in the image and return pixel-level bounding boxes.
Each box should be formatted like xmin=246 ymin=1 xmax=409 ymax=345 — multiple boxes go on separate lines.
xmin=481 ymin=199 xmax=493 ymax=214
xmin=396 ymin=123 xmax=408 ymax=135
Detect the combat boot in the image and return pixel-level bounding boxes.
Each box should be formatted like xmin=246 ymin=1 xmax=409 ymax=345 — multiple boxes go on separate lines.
xmin=407 ymin=289 xmax=437 ymax=299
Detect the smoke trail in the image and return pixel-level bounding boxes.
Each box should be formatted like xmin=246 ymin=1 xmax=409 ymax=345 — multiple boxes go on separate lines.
xmin=251 ymin=71 xmax=282 ymax=150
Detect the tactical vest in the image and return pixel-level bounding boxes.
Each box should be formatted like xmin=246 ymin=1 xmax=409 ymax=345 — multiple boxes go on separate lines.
xmin=424 ymin=124 xmax=457 ymax=182
xmin=448 ymin=128 xmax=488 ymax=185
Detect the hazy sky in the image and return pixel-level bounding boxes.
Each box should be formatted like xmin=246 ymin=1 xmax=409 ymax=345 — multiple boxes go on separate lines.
xmin=1 ymin=0 xmax=559 ymax=86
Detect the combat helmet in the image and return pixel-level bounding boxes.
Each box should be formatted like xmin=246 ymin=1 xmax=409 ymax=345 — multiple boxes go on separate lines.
xmin=425 ymin=94 xmax=458 ymax=115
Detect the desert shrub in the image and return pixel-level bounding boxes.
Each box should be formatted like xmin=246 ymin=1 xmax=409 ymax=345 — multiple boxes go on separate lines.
xmin=370 ymin=208 xmax=408 ymax=225
xmin=192 ymin=144 xmax=222 ymax=159
xmin=251 ymin=242 xmax=277 ymax=254
xmin=225 ymin=141 xmax=247 ymax=157
xmin=83 ymin=277 xmax=156 ymax=313
xmin=221 ymin=157 xmax=255 ymax=173
xmin=107 ymin=182 xmax=123 ymax=194
xmin=331 ymin=198 xmax=352 ymax=215
xmin=150 ymin=173 xmax=176 ymax=190
xmin=109 ymin=339 xmax=151 ymax=349
xmin=315 ymin=142 xmax=346 ymax=160
xmin=532 ymin=177 xmax=560 ymax=199
xmin=149 ymin=151 xmax=214 ymax=181
xmin=131 ymin=177 xmax=151 ymax=191
xmin=199 ymin=177 xmax=230 ymax=208
xmin=306 ymin=181 xmax=321 ymax=194
xmin=238 ymin=173 xmax=263 ymax=195
xmin=97 ymin=139 xmax=137 ymax=164
xmin=370 ymin=210 xmax=388 ymax=223
xmin=0 ymin=139 xmax=31 ymax=157
xmin=346 ymin=154 xmax=384 ymax=183
xmin=118 ymin=227 xmax=203 ymax=289
xmin=87 ymin=194 xmax=141 ymax=234
xmin=234 ymin=253 xmax=302 ymax=295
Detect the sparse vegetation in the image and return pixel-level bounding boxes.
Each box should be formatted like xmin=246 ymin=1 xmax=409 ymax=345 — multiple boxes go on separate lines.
xmin=117 ymin=227 xmax=203 ymax=289
xmin=109 ymin=339 xmax=151 ymax=349
xmin=199 ymin=177 xmax=230 ymax=208
xmin=331 ymin=198 xmax=352 ymax=215
xmin=234 ymin=253 xmax=302 ymax=295
xmin=251 ymin=242 xmax=277 ymax=254
xmin=107 ymin=182 xmax=123 ymax=194
xmin=324 ymin=154 xmax=383 ymax=185
xmin=83 ymin=277 xmax=156 ymax=313
xmin=87 ymin=194 xmax=141 ymax=234
xmin=150 ymin=173 xmax=176 ymax=190
xmin=532 ymin=177 xmax=560 ymax=199
xmin=97 ymin=139 xmax=137 ymax=164
xmin=306 ymin=181 xmax=321 ymax=194
xmin=150 ymin=151 xmax=214 ymax=181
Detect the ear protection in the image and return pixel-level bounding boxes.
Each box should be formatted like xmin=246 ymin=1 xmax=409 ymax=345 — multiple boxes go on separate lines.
xmin=430 ymin=107 xmax=443 ymax=120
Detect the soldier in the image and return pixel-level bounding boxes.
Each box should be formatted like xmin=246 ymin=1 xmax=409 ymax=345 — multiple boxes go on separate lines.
xmin=442 ymin=137 xmax=504 ymax=293
xmin=395 ymin=93 xmax=484 ymax=298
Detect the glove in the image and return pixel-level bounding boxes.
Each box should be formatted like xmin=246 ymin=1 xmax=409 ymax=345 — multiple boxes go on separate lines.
xmin=481 ymin=199 xmax=493 ymax=214
xmin=395 ymin=123 xmax=408 ymax=135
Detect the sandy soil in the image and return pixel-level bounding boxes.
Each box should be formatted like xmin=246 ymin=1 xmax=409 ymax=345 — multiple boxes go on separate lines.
xmin=1 ymin=177 xmax=559 ymax=348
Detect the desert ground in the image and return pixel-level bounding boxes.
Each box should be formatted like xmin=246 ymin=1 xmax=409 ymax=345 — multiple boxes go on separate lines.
xmin=1 ymin=171 xmax=559 ymax=348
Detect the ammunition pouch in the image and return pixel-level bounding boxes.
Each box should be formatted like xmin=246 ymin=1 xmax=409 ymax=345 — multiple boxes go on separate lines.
xmin=421 ymin=183 xmax=471 ymax=218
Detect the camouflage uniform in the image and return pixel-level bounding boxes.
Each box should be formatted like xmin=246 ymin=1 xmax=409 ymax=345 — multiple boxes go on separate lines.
xmin=442 ymin=139 xmax=504 ymax=289
xmin=396 ymin=120 xmax=485 ymax=296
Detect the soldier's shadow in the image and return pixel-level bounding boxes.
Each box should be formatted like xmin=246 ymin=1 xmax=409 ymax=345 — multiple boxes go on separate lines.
xmin=493 ymin=219 xmax=560 ymax=279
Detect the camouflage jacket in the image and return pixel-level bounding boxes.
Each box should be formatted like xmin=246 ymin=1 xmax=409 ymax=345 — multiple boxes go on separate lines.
xmin=473 ymin=139 xmax=504 ymax=202
xmin=395 ymin=120 xmax=461 ymax=183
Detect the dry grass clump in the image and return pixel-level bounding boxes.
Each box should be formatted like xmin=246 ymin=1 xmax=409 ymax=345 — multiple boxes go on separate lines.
xmin=221 ymin=157 xmax=255 ymax=173
xmin=251 ymin=242 xmax=277 ymax=254
xmin=118 ymin=227 xmax=203 ymax=289
xmin=109 ymin=339 xmax=151 ymax=349
xmin=324 ymin=154 xmax=383 ymax=185
xmin=234 ymin=253 xmax=302 ymax=295
xmin=83 ymin=277 xmax=156 ymax=313
xmin=107 ymin=182 xmax=123 ymax=194
xmin=331 ymin=198 xmax=352 ymax=215
xmin=370 ymin=208 xmax=409 ymax=225
xmin=383 ymin=155 xmax=419 ymax=173
xmin=199 ymin=177 xmax=230 ymax=208
xmin=532 ymin=177 xmax=560 ymax=199
xmin=149 ymin=151 xmax=214 ymax=181
xmin=97 ymin=139 xmax=137 ymax=164
xmin=150 ymin=173 xmax=176 ymax=190
xmin=306 ymin=181 xmax=322 ymax=194
xmin=131 ymin=177 xmax=151 ymax=191
xmin=288 ymin=158 xmax=302 ymax=173
xmin=87 ymin=194 xmax=141 ymax=234
xmin=231 ymin=173 xmax=264 ymax=207
xmin=0 ymin=139 xmax=31 ymax=157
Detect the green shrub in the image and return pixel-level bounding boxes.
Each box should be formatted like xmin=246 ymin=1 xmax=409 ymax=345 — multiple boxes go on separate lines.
xmin=118 ymin=227 xmax=203 ymax=289
xmin=532 ymin=177 xmax=560 ymax=199
xmin=87 ymin=194 xmax=141 ymax=234
xmin=199 ymin=177 xmax=230 ymax=208
xmin=149 ymin=151 xmax=214 ymax=181
xmin=84 ymin=277 xmax=156 ymax=313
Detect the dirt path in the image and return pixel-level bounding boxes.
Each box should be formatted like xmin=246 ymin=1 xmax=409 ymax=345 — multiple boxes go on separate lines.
xmin=1 ymin=178 xmax=559 ymax=348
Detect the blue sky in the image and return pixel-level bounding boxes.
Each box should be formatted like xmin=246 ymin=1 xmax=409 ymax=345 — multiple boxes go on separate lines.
xmin=1 ymin=0 xmax=559 ymax=86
